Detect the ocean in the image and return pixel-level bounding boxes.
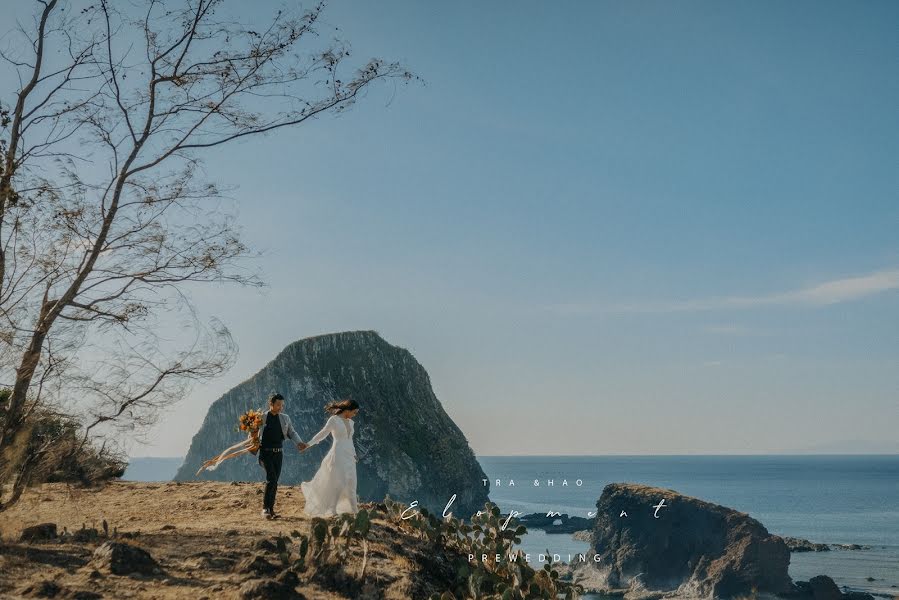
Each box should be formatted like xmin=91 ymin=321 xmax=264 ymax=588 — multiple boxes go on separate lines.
xmin=123 ymin=456 xmax=185 ymax=482
xmin=478 ymin=455 xmax=899 ymax=597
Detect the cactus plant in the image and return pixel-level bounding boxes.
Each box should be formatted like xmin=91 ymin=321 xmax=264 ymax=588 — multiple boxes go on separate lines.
xmin=393 ymin=500 xmax=582 ymax=599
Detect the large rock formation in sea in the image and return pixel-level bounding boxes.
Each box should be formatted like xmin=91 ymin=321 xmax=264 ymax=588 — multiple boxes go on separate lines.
xmin=578 ymin=483 xmax=794 ymax=599
xmin=175 ymin=331 xmax=489 ymax=517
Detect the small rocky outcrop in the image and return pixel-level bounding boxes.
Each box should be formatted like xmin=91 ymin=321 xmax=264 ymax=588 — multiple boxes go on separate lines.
xmin=518 ymin=512 xmax=593 ymax=534
xmin=234 ymin=554 xmax=280 ymax=577
xmin=72 ymin=527 xmax=100 ymax=543
xmin=784 ymin=537 xmax=831 ymax=552
xmin=19 ymin=523 xmax=57 ymax=543
xmin=584 ymin=483 xmax=793 ymax=599
xmin=806 ymin=575 xmax=842 ymax=600
xmin=253 ymin=538 xmax=279 ymax=553
xmin=90 ymin=541 xmax=161 ymax=576
xmin=238 ymin=577 xmax=305 ymax=600
xmin=190 ymin=552 xmax=236 ymax=571
xmin=832 ymin=543 xmax=871 ymax=551
xmin=18 ymin=580 xmax=62 ymax=598
xmin=176 ymin=331 xmax=489 ymax=517
xmin=841 ymin=592 xmax=876 ymax=600
xmin=792 ymin=575 xmax=875 ymax=600
xmin=572 ymin=530 xmax=592 ymax=542
xmin=18 ymin=580 xmax=102 ymax=599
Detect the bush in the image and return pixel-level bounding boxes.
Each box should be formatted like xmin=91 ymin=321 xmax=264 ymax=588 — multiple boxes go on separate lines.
xmin=1 ymin=389 xmax=126 ymax=497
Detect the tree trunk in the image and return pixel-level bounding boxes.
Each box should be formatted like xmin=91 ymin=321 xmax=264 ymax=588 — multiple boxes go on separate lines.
xmin=0 ymin=441 xmax=39 ymax=510
xmin=0 ymin=302 xmax=50 ymax=466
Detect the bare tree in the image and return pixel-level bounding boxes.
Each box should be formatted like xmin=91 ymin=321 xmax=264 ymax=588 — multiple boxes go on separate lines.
xmin=0 ymin=0 xmax=414 ymax=509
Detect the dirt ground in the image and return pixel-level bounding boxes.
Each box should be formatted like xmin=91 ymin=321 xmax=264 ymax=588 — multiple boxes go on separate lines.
xmin=0 ymin=481 xmax=455 ymax=600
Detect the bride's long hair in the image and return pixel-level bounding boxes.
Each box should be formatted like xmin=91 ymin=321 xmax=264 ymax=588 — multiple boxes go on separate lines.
xmin=325 ymin=398 xmax=359 ymax=415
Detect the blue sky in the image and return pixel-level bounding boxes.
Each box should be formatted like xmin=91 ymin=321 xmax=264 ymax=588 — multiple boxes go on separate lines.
xmin=7 ymin=1 xmax=898 ymax=455
xmin=165 ymin=0 xmax=898 ymax=456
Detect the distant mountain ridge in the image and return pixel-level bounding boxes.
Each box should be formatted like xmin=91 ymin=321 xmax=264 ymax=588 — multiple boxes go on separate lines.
xmin=175 ymin=330 xmax=489 ymax=517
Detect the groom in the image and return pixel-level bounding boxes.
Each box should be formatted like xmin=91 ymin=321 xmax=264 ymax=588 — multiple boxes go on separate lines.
xmin=258 ymin=392 xmax=307 ymax=519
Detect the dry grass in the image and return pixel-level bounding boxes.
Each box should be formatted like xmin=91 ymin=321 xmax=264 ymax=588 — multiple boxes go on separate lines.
xmin=0 ymin=481 xmax=454 ymax=599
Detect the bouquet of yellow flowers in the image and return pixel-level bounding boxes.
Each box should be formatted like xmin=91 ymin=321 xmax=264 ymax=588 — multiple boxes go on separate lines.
xmin=195 ymin=408 xmax=265 ymax=476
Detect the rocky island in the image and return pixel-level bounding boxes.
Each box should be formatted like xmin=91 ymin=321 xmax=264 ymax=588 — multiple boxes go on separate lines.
xmin=176 ymin=331 xmax=489 ymax=517
xmin=566 ymin=483 xmax=884 ymax=600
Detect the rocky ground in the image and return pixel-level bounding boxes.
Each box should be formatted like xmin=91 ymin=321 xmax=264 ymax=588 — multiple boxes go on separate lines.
xmin=0 ymin=481 xmax=460 ymax=599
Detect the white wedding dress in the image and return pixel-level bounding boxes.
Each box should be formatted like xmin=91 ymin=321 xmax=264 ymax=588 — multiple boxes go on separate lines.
xmin=301 ymin=415 xmax=359 ymax=517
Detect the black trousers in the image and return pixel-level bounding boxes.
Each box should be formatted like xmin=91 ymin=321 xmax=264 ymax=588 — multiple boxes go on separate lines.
xmin=258 ymin=448 xmax=283 ymax=512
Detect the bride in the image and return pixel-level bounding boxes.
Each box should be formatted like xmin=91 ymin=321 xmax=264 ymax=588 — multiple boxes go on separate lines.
xmin=300 ymin=399 xmax=360 ymax=517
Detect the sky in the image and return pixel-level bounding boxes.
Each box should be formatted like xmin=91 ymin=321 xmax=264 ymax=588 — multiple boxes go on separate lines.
xmin=5 ymin=1 xmax=899 ymax=456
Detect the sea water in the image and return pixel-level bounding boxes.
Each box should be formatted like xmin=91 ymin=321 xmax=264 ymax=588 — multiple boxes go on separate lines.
xmin=477 ymin=455 xmax=899 ymax=596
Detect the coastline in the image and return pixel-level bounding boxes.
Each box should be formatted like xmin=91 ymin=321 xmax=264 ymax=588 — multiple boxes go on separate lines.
xmin=478 ymin=454 xmax=899 ymax=596
xmin=117 ymin=454 xmax=899 ymax=596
